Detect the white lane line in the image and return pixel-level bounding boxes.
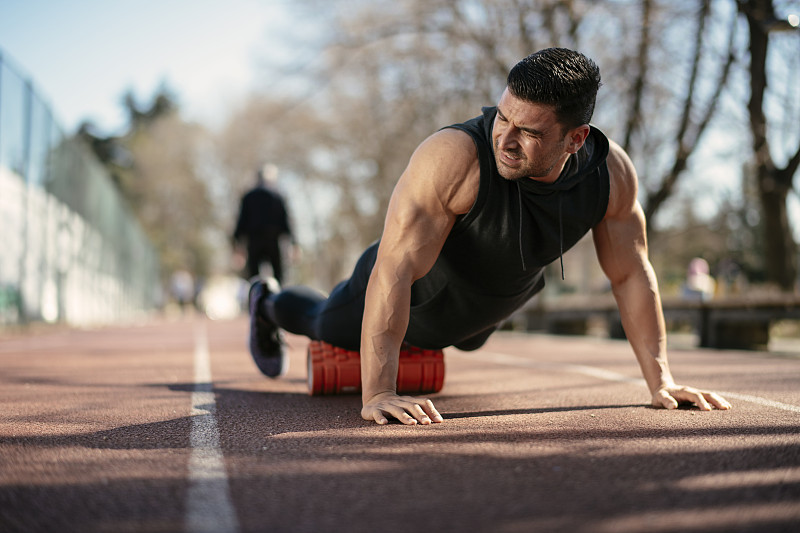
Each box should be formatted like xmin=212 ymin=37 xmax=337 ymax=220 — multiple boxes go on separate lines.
xmin=716 ymin=392 xmax=800 ymax=414
xmin=454 ymin=349 xmax=800 ymax=413
xmin=185 ymin=321 xmax=240 ymax=533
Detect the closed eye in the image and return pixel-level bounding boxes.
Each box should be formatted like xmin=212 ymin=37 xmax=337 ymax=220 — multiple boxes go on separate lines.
xmin=496 ymin=109 xmax=542 ymax=138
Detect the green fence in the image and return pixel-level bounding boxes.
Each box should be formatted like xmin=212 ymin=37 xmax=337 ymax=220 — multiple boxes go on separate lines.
xmin=0 ymin=51 xmax=160 ymax=326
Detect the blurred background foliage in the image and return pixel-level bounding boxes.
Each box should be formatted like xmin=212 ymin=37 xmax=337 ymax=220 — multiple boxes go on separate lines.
xmin=77 ymin=0 xmax=800 ymax=296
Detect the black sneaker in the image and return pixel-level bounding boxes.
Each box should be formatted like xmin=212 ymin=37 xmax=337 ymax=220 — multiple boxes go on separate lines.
xmin=248 ymin=277 xmax=287 ymax=378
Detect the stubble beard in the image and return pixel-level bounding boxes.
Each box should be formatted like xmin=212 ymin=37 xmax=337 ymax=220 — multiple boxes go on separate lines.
xmin=493 ymin=138 xmax=565 ymax=181
xmin=493 ymin=146 xmax=557 ymax=181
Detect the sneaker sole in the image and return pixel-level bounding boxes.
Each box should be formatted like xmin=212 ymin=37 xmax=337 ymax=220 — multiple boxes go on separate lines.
xmin=248 ymin=278 xmax=287 ymax=378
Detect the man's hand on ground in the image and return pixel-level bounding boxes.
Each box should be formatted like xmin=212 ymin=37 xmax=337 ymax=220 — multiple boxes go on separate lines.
xmin=361 ymin=392 xmax=444 ymax=425
xmin=652 ymin=384 xmax=732 ymax=411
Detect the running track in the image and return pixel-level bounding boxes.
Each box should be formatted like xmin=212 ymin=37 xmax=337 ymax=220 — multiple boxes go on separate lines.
xmin=1 ymin=315 xmax=798 ymax=532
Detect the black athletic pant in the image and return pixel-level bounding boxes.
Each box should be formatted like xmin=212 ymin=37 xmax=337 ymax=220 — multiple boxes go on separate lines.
xmin=262 ymin=244 xmax=376 ymax=351
xmin=261 ymin=243 xmax=496 ymax=352
xmin=246 ymin=237 xmax=284 ymax=283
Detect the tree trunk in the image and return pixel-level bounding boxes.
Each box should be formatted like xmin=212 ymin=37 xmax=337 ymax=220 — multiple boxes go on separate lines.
xmin=743 ymin=0 xmax=798 ymax=291
xmin=760 ymin=184 xmax=796 ymax=289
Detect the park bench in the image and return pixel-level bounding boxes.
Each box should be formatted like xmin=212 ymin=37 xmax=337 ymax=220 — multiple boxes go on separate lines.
xmin=516 ymin=293 xmax=800 ymax=350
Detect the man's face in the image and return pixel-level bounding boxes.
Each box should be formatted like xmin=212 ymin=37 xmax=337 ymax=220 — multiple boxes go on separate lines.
xmin=492 ymin=89 xmax=585 ymax=182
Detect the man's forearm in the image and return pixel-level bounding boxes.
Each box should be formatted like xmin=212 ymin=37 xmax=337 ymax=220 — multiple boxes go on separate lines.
xmin=360 ymin=264 xmax=412 ymax=403
xmin=611 ymin=266 xmax=675 ymax=394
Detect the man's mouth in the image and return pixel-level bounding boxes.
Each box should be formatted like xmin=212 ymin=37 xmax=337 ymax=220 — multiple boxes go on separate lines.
xmin=499 ymin=149 xmax=523 ymax=165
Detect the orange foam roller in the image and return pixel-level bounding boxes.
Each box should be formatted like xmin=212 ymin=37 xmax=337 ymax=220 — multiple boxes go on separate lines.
xmin=307 ymin=340 xmax=445 ymax=396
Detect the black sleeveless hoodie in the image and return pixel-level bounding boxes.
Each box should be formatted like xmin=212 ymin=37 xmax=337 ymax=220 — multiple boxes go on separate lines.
xmin=404 ymin=106 xmax=610 ymax=349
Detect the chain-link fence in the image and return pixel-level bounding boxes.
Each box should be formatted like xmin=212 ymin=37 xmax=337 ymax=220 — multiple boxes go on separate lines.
xmin=0 ymin=51 xmax=160 ymax=326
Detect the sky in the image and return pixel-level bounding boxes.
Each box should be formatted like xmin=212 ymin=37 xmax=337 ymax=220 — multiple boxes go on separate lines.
xmin=0 ymin=0 xmax=296 ymax=134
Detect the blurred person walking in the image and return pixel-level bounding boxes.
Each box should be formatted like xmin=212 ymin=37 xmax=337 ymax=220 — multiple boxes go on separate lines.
xmin=233 ymin=165 xmax=295 ymax=283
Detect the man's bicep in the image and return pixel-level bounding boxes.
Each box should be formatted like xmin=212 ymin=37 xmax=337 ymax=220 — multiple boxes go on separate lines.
xmin=593 ymin=202 xmax=649 ymax=286
xmin=377 ymin=180 xmax=455 ymax=283
xmin=594 ymin=140 xmax=652 ymax=284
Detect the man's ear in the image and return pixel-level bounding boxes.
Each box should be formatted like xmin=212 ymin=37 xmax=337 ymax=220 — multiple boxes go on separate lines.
xmin=566 ymin=124 xmax=590 ymax=154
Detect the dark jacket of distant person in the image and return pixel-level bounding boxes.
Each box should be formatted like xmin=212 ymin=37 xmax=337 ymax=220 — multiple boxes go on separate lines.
xmin=233 ymin=169 xmax=293 ymax=282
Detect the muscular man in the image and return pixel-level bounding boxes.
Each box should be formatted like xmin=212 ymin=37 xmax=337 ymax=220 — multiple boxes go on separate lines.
xmin=248 ymin=48 xmax=731 ymax=424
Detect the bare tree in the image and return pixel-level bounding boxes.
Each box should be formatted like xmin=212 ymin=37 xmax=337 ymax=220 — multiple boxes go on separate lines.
xmin=739 ymin=0 xmax=800 ymax=290
xmin=641 ymin=1 xmax=738 ymax=222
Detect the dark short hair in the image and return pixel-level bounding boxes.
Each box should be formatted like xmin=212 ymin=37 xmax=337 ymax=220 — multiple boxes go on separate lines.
xmin=507 ymin=48 xmax=601 ymax=130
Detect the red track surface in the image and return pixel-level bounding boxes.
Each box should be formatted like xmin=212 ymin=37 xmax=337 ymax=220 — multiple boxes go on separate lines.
xmin=1 ymin=315 xmax=798 ymax=532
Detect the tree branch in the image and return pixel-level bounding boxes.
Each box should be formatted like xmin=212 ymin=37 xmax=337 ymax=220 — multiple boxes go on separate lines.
xmin=644 ymin=1 xmax=736 ymax=221
xmin=622 ymin=0 xmax=652 ymax=153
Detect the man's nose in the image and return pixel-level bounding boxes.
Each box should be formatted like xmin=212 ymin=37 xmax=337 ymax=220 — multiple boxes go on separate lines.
xmin=497 ymin=127 xmax=519 ymax=150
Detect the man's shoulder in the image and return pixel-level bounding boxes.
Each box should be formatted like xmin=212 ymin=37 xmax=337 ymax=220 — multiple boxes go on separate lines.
xmin=606 ymin=141 xmax=636 ymax=186
xmin=427 ymin=127 xmax=480 ymax=157
xmin=411 ymin=128 xmax=481 ymax=184
xmin=404 ymin=129 xmax=480 ymax=216
xmin=602 ymin=139 xmax=639 ymax=219
xmin=245 ymin=186 xmax=281 ymax=200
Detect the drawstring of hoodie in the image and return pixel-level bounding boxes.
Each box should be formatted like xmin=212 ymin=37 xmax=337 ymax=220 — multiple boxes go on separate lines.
xmin=558 ymin=195 xmax=565 ymax=280
xmin=516 ymin=181 xmax=527 ymax=272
